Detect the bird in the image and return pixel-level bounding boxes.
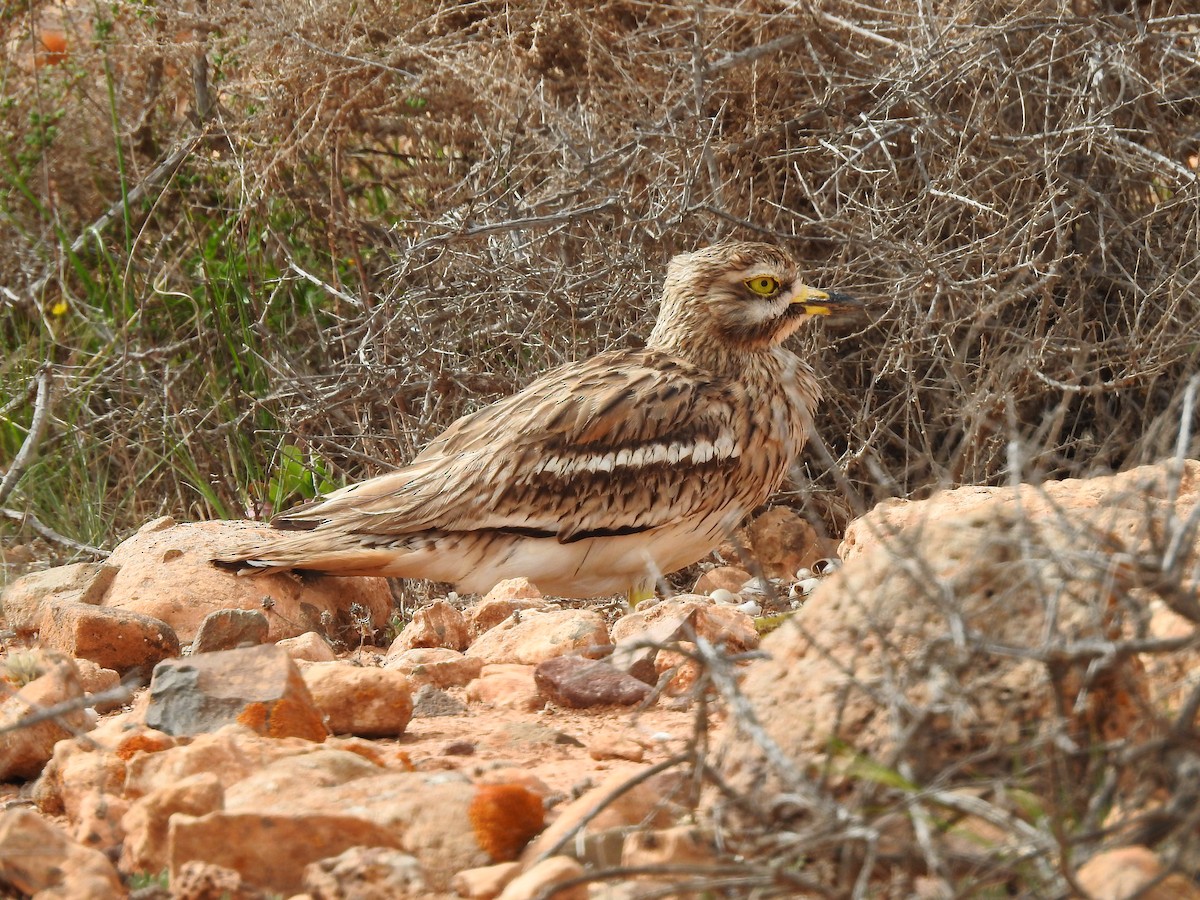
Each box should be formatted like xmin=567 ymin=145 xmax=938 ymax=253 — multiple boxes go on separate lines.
xmin=212 ymin=241 xmax=861 ymax=599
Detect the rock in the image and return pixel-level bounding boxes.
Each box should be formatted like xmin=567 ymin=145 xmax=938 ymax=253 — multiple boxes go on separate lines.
xmin=71 ymin=788 xmax=129 ymax=855
xmin=611 ymin=596 xmax=757 ymax=655
xmin=498 ymin=722 xmax=583 ymax=750
xmin=1076 ymin=845 xmax=1200 ymax=899
xmin=0 ymin=561 xmax=116 ymax=636
xmin=169 ymin=810 xmax=404 ymax=895
xmin=534 ymin=656 xmax=652 ymax=708
xmin=609 ymin=611 xmax=695 ymax=684
xmin=693 ymin=565 xmax=752 ymax=595
xmin=467 ymin=665 xmax=544 ymax=711
xmin=622 ymin=824 xmax=711 ymax=869
xmin=73 ymin=659 xmax=125 ymax=712
xmin=0 ymin=807 xmax=122 ymax=897
xmin=523 ymin=769 xmax=683 ymax=863
xmin=466 ymin=609 xmax=610 ymax=665
xmin=841 ymin=459 xmax=1200 ymax=563
xmin=385 ymin=647 xmax=483 ymax=688
xmin=170 ymin=860 xmax=262 ymax=900
xmin=655 ymin=642 xmax=702 ymax=696
xmin=588 ymin=735 xmax=645 ymax=762
xmin=389 ymin=599 xmax=470 ymax=652
xmin=0 ymin=651 xmax=92 ymax=781
xmin=190 ymin=608 xmax=269 ymax=653
xmin=303 ymin=846 xmax=426 ymax=898
xmin=38 ymin=602 xmax=179 ymax=674
xmin=144 ymin=644 xmax=327 ymax=741
xmin=747 ymin=506 xmax=822 ymax=578
xmin=451 ymin=861 xmax=522 ymax=899
xmin=469 ymin=579 xmax=547 ymax=636
xmin=411 ymin=684 xmax=468 ymax=718
xmin=213 ymin=770 xmax=487 ymax=892
xmin=119 ymin=772 xmax=224 ymax=875
xmin=277 ymin=630 xmax=338 ymax=662
xmin=496 ymin=855 xmax=585 ymax=900
xmin=301 ymin=663 xmax=413 ymax=738
xmin=721 ymin=496 xmax=1156 ymax=801
xmin=102 ymin=519 xmax=393 ymax=642
xmin=123 ymin=725 xmax=320 ymax=798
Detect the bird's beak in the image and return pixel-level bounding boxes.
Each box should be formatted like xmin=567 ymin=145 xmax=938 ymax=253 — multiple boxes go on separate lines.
xmin=791 ymin=286 xmax=863 ymax=317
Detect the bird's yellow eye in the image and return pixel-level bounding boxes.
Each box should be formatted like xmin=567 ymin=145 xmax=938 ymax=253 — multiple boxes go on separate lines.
xmin=745 ymin=276 xmax=780 ymax=296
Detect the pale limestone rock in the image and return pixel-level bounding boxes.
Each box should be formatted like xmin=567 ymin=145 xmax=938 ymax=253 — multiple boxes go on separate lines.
xmin=72 ymin=658 xmax=124 ymax=712
xmin=119 ymin=772 xmax=224 ymax=875
xmin=144 ymin=644 xmax=327 ymax=741
xmin=469 ymin=578 xmax=546 ymax=636
xmin=38 ymin=601 xmax=179 ymax=673
xmin=123 ymin=725 xmax=327 ymax=798
xmin=466 ymin=665 xmax=543 ymax=711
xmin=301 ymin=662 xmax=413 ymax=738
xmin=587 ymin=734 xmax=645 ymax=762
xmin=0 ymin=650 xmax=91 ymax=781
xmin=692 ymin=565 xmax=752 ymax=595
xmin=723 ymin=483 xmax=1164 ymax=800
xmin=103 ymin=519 xmax=393 ymax=642
xmin=385 ymin=646 xmax=483 ymax=688
xmin=388 ymin=599 xmax=470 ymax=652
xmin=277 ymin=630 xmax=338 ymax=662
xmin=303 ymin=846 xmax=426 ymax=898
xmin=190 ymin=608 xmax=269 ymax=653
xmin=747 ymin=506 xmax=822 ymax=578
xmin=610 ymin=595 xmax=757 ymax=654
xmin=170 ymin=860 xmax=260 ymax=900
xmin=451 ymin=861 xmax=522 ymax=899
xmin=522 ymin=768 xmax=684 ymax=863
xmin=1076 ymin=845 xmax=1200 ymax=900
xmin=0 ymin=807 xmax=122 ymax=898
xmin=654 ymin=642 xmax=702 ymax=697
xmin=496 ymin=855 xmax=586 ymax=900
xmin=0 ymin=561 xmax=115 ymax=636
xmin=466 ymin=609 xmax=610 ymax=665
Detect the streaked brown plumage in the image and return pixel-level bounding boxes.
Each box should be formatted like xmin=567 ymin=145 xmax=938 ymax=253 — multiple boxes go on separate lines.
xmin=212 ymin=242 xmax=860 ymax=597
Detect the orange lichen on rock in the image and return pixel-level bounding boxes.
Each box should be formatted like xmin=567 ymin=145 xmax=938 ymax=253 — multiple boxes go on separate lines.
xmin=235 ymin=698 xmax=326 ymax=742
xmin=114 ymin=731 xmax=176 ymax=761
xmin=469 ymin=783 xmax=545 ymax=862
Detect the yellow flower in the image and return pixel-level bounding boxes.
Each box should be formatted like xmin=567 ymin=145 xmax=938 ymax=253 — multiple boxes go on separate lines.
xmin=49 ymin=300 xmax=68 ymax=316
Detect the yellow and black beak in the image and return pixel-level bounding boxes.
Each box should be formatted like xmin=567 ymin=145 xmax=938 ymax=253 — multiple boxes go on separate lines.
xmin=791 ymin=286 xmax=863 ymax=317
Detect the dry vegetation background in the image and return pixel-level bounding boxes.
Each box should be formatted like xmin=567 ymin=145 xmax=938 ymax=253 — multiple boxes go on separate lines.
xmin=1 ymin=0 xmax=1199 ymax=554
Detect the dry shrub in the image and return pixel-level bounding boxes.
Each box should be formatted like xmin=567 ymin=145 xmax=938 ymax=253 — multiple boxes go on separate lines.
xmin=1 ymin=0 xmax=1198 ymax=543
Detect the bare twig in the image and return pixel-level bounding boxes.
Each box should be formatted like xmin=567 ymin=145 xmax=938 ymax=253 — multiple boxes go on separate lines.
xmin=0 ymin=366 xmax=53 ymax=509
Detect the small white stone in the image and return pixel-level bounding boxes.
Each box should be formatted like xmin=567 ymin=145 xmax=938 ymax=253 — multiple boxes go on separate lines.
xmin=795 ymin=577 xmax=821 ymax=596
xmin=709 ymin=588 xmax=737 ymax=605
xmin=736 ymin=600 xmax=762 ymax=616
xmin=795 ymin=567 xmax=812 ymax=580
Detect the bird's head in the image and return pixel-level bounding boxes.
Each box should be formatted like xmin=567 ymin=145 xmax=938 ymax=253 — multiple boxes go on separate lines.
xmin=648 ymin=241 xmax=860 ymax=357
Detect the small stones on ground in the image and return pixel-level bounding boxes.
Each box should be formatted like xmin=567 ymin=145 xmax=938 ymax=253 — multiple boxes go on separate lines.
xmin=301 ymin=662 xmax=414 ymax=738
xmin=0 ymin=807 xmax=123 ymax=897
xmin=587 ymin=734 xmax=645 ymax=762
xmin=442 ymin=739 xmax=477 ymax=756
xmin=0 ymin=651 xmax=92 ymax=781
xmin=189 ymin=608 xmax=270 ymax=654
xmin=411 ymin=684 xmax=468 ymax=718
xmin=467 ymin=665 xmax=544 ymax=711
xmin=276 ymin=630 xmax=338 ymax=662
xmin=534 ymin=656 xmax=651 ymax=709
xmin=385 ymin=646 xmax=483 ymax=688
xmin=38 ymin=602 xmax=180 ymax=674
xmin=389 ymin=599 xmax=471 ymax=652
xmin=303 ymin=845 xmax=426 ymax=898
xmin=451 ymin=861 xmax=522 ymax=900
xmin=692 ymin=565 xmax=752 ymax=595
xmin=496 ymin=855 xmax=585 ymax=900
xmin=144 ymin=644 xmax=327 ymax=741
xmin=466 ymin=609 xmax=610 ymax=666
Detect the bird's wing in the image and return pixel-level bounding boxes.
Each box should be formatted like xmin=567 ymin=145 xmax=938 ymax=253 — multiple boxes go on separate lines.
xmin=271 ymin=349 xmax=758 ymax=542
